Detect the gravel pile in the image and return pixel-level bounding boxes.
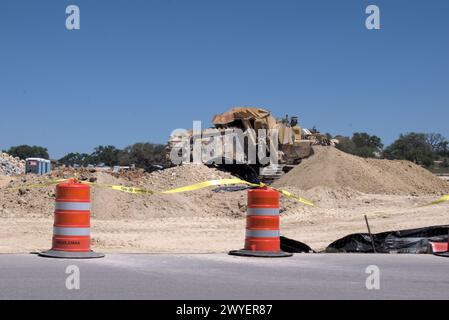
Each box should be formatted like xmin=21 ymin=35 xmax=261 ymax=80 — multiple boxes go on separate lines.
xmin=0 ymin=153 xmax=25 ymax=176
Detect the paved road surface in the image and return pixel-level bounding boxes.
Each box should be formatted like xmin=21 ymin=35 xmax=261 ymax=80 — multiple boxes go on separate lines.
xmin=0 ymin=253 xmax=448 ymax=300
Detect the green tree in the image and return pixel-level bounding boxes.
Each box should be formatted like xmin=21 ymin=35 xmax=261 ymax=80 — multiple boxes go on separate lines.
xmin=352 ymin=132 xmax=383 ymax=150
xmin=383 ymin=133 xmax=435 ymax=167
xmin=335 ymin=132 xmax=383 ymax=158
xmin=57 ymin=142 xmax=167 ymax=170
xmin=426 ymin=133 xmax=449 ymax=157
xmin=90 ymin=145 xmax=120 ymax=166
xmin=58 ymin=153 xmax=92 ymax=167
xmin=5 ymin=145 xmax=49 ymax=160
xmin=118 ymin=143 xmax=166 ymax=171
xmin=335 ymin=135 xmax=356 ymax=154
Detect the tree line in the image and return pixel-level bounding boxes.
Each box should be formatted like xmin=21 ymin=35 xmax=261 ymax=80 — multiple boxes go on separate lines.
xmin=57 ymin=143 xmax=168 ymax=172
xmin=3 ymin=132 xmax=449 ymax=171
xmin=3 ymin=143 xmax=167 ymax=172
xmin=333 ymin=132 xmax=449 ymax=168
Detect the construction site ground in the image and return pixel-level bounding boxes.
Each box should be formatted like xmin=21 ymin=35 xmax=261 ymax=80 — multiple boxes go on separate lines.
xmin=1 ymin=147 xmax=448 ymax=254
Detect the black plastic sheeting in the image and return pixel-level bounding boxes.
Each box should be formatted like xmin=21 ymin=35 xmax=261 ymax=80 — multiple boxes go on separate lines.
xmin=280 ymin=236 xmax=315 ymax=253
xmin=325 ymin=225 xmax=449 ymax=254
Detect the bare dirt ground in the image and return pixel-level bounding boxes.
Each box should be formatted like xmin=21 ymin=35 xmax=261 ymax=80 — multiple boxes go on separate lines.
xmin=0 ymin=192 xmax=447 ymax=254
xmin=1 ymin=149 xmax=448 ymax=254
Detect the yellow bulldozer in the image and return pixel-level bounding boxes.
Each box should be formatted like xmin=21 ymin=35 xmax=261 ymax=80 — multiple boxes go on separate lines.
xmin=167 ymin=107 xmax=335 ymax=182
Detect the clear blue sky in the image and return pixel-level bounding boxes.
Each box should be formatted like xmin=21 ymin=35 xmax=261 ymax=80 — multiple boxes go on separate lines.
xmin=1 ymin=0 xmax=448 ymax=159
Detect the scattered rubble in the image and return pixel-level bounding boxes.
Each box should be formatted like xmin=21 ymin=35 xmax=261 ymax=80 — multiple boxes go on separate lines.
xmin=0 ymin=153 xmax=25 ymax=176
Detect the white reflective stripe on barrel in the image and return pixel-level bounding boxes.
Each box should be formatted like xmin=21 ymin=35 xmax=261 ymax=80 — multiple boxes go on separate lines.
xmin=247 ymin=208 xmax=279 ymax=216
xmin=246 ymin=230 xmax=280 ymax=238
xmin=55 ymin=202 xmax=91 ymax=211
xmin=53 ymin=227 xmax=90 ymax=236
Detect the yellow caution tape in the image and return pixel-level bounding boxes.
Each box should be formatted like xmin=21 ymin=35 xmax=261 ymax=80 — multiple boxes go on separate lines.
xmin=423 ymin=194 xmax=449 ymax=207
xmin=274 ymin=188 xmax=315 ymax=207
xmin=5 ymin=179 xmax=68 ymax=191
xmin=80 ymin=181 xmax=154 ymax=195
xmin=6 ymin=176 xmax=449 ymax=209
xmin=162 ymin=178 xmax=315 ymax=207
xmin=84 ymin=178 xmax=259 ymax=197
xmin=109 ymin=185 xmax=154 ymax=195
xmin=82 ymin=178 xmax=315 ymax=206
xmin=4 ymin=176 xmax=315 ymax=206
xmin=162 ymin=179 xmax=260 ymax=194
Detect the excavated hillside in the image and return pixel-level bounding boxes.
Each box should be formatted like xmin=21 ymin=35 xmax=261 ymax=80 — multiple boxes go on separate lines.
xmin=274 ymin=146 xmax=449 ymax=196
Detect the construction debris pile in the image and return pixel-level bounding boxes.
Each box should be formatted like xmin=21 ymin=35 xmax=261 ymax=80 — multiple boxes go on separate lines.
xmin=0 ymin=153 xmax=25 ymax=176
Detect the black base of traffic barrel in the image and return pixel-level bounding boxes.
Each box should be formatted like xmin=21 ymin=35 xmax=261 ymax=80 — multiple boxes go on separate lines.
xmin=39 ymin=250 xmax=105 ymax=259
xmin=229 ymin=250 xmax=293 ymax=258
xmin=434 ymin=251 xmax=449 ymax=258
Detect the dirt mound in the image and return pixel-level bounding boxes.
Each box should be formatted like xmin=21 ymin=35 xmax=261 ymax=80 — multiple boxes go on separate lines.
xmin=0 ymin=165 xmax=247 ymax=220
xmin=274 ymin=147 xmax=449 ymax=196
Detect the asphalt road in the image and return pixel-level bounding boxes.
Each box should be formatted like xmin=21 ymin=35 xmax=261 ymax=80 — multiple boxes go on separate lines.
xmin=0 ymin=253 xmax=448 ymax=300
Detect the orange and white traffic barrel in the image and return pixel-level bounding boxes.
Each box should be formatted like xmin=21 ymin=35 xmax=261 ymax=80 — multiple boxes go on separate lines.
xmin=229 ymin=187 xmax=292 ymax=258
xmin=39 ymin=178 xmax=104 ymax=259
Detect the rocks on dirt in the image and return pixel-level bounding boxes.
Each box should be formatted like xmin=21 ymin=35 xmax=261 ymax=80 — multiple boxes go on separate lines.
xmin=0 ymin=153 xmax=25 ymax=176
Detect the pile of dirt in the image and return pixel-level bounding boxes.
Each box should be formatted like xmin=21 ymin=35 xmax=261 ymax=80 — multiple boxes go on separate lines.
xmin=0 ymin=164 xmax=247 ymax=220
xmin=274 ymin=147 xmax=449 ymax=196
xmin=0 ymin=153 xmax=25 ymax=176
